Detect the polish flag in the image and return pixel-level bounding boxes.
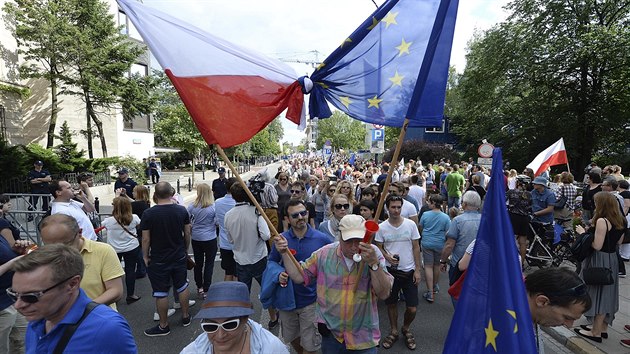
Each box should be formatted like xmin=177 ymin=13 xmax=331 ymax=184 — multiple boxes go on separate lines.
xmin=117 ymin=0 xmax=304 ymax=148
xmin=526 ymin=138 xmax=568 ymax=176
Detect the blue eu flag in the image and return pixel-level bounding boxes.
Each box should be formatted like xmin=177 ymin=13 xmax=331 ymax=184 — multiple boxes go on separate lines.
xmin=443 ymin=148 xmax=537 ymax=353
xmin=308 ymin=0 xmax=459 ymax=128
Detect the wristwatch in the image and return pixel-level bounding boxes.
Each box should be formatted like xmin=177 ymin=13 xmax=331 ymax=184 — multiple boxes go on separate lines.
xmin=439 ymin=260 xmax=448 ymax=265
xmin=369 ymin=263 xmax=379 ymax=271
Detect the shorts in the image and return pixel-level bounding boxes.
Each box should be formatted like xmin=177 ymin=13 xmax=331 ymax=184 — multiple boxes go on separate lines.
xmin=384 ymin=268 xmax=419 ymax=307
xmin=278 ymin=303 xmax=321 ymax=352
xmin=220 ymin=248 xmax=236 ymax=276
xmin=422 ymin=248 xmax=442 ymax=266
xmin=148 ymin=256 xmax=189 ymax=297
xmin=509 ymin=213 xmax=530 ymax=237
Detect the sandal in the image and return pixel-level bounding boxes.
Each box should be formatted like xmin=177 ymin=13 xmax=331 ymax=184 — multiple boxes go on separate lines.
xmin=381 ymin=332 xmax=399 ymax=349
xmin=197 ymin=288 xmax=205 ymax=299
xmin=402 ymin=328 xmax=417 ymax=350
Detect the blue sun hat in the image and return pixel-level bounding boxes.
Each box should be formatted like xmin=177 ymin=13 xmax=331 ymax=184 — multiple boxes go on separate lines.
xmin=194 ymin=282 xmax=254 ymax=320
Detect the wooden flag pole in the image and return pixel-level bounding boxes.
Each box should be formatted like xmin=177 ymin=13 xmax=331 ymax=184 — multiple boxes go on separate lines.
xmin=354 ymin=118 xmax=410 ymax=288
xmin=214 ymin=144 xmax=302 ymax=271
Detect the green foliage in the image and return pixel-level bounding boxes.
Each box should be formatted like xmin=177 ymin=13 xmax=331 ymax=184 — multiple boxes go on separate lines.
xmin=316 ymin=111 xmax=366 ymax=150
xmin=382 ymin=140 xmax=461 ymax=165
xmin=53 ymin=121 xmax=85 ymax=168
xmin=114 ymin=155 xmax=148 ymax=185
xmin=0 ymin=83 xmax=30 ymax=99
xmin=384 ymin=126 xmax=401 ymax=149
xmin=244 ymin=119 xmax=283 ymax=157
xmin=450 ymin=0 xmax=630 ymax=174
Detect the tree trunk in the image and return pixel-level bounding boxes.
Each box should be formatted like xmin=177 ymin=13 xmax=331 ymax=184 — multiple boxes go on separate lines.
xmin=46 ymin=75 xmax=58 ymax=148
xmin=191 ymin=153 xmax=195 ymax=188
xmin=86 ymin=97 xmax=93 ymax=158
xmin=85 ymin=97 xmax=108 ymax=157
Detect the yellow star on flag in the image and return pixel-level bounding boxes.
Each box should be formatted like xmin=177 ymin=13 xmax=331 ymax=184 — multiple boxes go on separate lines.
xmin=485 ymin=319 xmax=499 ymax=352
xmin=389 ymin=71 xmax=404 ymax=86
xmin=340 ymin=37 xmax=352 ymax=48
xmin=396 ymin=38 xmax=412 ymax=57
xmin=507 ymin=310 xmax=518 ymax=333
xmin=340 ymin=96 xmax=352 ymax=109
xmin=316 ymin=62 xmax=326 ymax=71
xmin=367 ymin=95 xmax=383 ymax=109
xmin=367 ymin=17 xmax=380 ymax=30
xmin=317 ymin=82 xmax=329 ymax=89
xmin=382 ymin=11 xmax=398 ymax=28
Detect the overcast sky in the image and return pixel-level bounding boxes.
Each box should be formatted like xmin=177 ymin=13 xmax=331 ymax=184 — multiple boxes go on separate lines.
xmin=142 ymin=0 xmax=511 ymax=145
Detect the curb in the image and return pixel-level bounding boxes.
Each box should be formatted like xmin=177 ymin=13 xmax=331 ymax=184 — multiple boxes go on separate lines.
xmin=542 ymin=326 xmax=606 ymax=354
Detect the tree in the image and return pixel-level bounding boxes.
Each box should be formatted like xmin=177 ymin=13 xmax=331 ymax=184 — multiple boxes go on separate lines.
xmin=450 ymin=0 xmax=630 ymax=173
xmin=247 ymin=119 xmax=283 ymax=157
xmin=54 ymin=121 xmax=85 ymax=168
xmin=315 ymin=111 xmax=366 ymax=151
xmin=62 ymin=0 xmax=154 ymax=158
xmin=4 ymin=0 xmax=76 ymax=148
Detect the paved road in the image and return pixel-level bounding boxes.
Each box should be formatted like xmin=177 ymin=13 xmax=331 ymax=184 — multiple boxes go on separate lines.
xmin=118 ymin=259 xmax=568 ymax=353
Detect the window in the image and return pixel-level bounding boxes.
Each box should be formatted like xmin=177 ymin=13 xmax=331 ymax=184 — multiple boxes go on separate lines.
xmin=425 ymin=120 xmax=445 ymax=133
xmin=118 ymin=11 xmax=128 ymax=35
xmin=123 ymin=64 xmax=151 ymax=132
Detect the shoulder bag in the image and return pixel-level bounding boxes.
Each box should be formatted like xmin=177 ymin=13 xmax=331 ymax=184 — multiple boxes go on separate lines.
xmin=571 ymin=230 xmax=594 ymax=262
xmin=582 ymin=220 xmax=614 ymax=286
xmin=554 ymin=186 xmax=567 ymax=210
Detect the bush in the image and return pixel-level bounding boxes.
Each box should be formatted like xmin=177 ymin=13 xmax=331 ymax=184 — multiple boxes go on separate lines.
xmin=383 ymin=139 xmax=461 ymax=165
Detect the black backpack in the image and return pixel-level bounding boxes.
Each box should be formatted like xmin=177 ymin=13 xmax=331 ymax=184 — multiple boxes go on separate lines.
xmin=570 ymin=231 xmax=594 ymax=262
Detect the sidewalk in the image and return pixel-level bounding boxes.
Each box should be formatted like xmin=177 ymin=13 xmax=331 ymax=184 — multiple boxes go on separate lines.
xmin=543 ymin=267 xmax=630 ymax=354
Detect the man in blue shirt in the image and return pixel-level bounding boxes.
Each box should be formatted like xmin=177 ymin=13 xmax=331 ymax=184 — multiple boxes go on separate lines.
xmin=530 ymin=176 xmax=556 ymax=224
xmin=269 ymin=199 xmax=331 ymax=354
xmin=11 ymin=244 xmax=136 ymax=353
xmin=214 ymin=177 xmax=238 ymax=281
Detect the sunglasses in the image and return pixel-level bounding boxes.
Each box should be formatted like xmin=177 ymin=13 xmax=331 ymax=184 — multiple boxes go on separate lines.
xmin=279 ymin=178 xmax=287 ymax=181
xmin=290 ymin=210 xmax=308 ymax=219
xmin=334 ymin=203 xmax=350 ymax=210
xmin=544 ymin=282 xmax=587 ymax=297
xmin=201 ymin=318 xmax=241 ymax=333
xmin=290 ymin=189 xmax=303 ymax=194
xmin=7 ymin=275 xmax=76 ymax=304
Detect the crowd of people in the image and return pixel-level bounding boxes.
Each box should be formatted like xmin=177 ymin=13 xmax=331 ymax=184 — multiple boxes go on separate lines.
xmin=0 ymin=156 xmax=628 ymax=352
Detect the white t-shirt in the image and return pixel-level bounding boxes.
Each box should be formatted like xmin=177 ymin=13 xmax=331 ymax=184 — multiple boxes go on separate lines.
xmin=51 ymin=200 xmax=98 ymax=240
xmin=408 ymin=185 xmax=425 ymax=207
xmin=375 ymin=218 xmax=420 ymax=272
xmin=102 ymin=215 xmax=141 ymax=253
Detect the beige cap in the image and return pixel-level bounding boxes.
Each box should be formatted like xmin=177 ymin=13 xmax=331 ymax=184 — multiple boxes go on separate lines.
xmin=338 ymin=215 xmax=366 ymax=241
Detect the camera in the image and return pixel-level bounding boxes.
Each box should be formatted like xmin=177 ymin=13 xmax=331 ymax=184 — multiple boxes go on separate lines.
xmin=248 ymin=174 xmax=266 ymax=203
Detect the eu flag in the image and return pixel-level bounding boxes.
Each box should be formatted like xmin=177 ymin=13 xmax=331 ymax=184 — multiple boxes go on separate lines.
xmin=443 ymin=148 xmax=537 ymax=353
xmin=308 ymin=0 xmax=459 ymax=128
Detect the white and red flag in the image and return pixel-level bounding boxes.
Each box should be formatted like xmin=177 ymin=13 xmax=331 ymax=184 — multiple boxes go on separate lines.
xmin=117 ymin=0 xmax=304 ymax=148
xmin=526 ymin=138 xmax=568 ymax=176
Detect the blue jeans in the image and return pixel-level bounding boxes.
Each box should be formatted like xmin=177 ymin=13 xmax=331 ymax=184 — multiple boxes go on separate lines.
xmin=448 ymin=196 xmax=461 ymax=209
xmin=321 ymin=335 xmax=377 ymax=354
xmin=236 ymin=257 xmax=267 ymax=294
xmin=315 ymin=212 xmax=324 ymax=228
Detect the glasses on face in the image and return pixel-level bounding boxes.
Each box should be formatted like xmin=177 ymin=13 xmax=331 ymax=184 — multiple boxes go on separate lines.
xmin=334 ymin=203 xmax=350 ymax=210
xmin=290 ymin=210 xmax=308 ymax=219
xmin=359 ymin=179 xmax=365 ymax=182
xmin=327 ymin=189 xmax=335 ymax=194
xmin=279 ymin=178 xmax=287 ymax=181
xmin=7 ymin=275 xmax=76 ymax=304
xmin=201 ymin=318 xmax=241 ymax=333
xmin=290 ymin=189 xmax=303 ymax=194
xmin=340 ymin=186 xmax=351 ymax=190
xmin=365 ymin=175 xmax=372 ymax=178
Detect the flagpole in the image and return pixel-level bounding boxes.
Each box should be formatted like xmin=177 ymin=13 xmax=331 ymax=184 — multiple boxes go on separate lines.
xmin=214 ymin=144 xmax=302 ymax=272
xmin=354 ymin=118 xmax=409 ymax=290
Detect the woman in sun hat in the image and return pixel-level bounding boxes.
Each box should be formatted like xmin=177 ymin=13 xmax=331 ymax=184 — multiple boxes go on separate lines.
xmin=180 ymin=281 xmax=288 ymax=354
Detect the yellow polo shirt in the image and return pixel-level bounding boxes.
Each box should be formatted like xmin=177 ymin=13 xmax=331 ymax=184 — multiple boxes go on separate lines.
xmin=79 ymin=237 xmax=124 ymax=310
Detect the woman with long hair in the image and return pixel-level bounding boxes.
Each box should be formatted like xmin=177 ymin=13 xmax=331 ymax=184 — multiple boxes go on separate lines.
xmin=131 ymin=185 xmax=150 ymax=278
xmin=574 ymin=192 xmax=626 ymax=343
xmin=102 ymin=196 xmax=141 ymax=304
xmin=187 ymin=183 xmax=216 ymax=299
xmin=318 ymin=194 xmax=350 ymax=242
xmin=335 ymin=180 xmax=357 ymax=207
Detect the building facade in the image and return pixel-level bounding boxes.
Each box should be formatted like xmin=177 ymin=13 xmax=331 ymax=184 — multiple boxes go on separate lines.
xmin=0 ymin=0 xmax=154 ymax=160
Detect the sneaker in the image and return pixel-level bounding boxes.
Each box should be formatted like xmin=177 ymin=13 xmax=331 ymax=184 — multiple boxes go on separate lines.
xmin=621 ymin=339 xmax=630 ymax=348
xmin=154 ymin=309 xmax=176 ymax=321
xmin=182 ymin=316 xmax=191 ymax=327
xmin=268 ymin=319 xmax=279 ymax=329
xmin=434 ymin=284 xmax=440 ymax=294
xmin=423 ymin=291 xmax=434 ymax=303
xmin=173 ymin=300 xmax=196 ymax=309
xmin=144 ymin=324 xmax=170 ymax=337
xmin=624 ymin=324 xmax=630 ymax=332
xmin=619 ymin=272 xmax=626 ymax=278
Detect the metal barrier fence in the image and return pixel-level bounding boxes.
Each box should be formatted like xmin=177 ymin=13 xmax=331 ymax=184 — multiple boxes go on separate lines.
xmin=1 ymin=170 xmax=111 ymax=194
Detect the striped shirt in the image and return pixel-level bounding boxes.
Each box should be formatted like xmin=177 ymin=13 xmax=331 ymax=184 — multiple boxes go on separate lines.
xmin=302 ymin=243 xmax=392 ymax=350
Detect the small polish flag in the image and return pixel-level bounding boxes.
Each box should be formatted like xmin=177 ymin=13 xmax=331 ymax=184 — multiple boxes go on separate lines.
xmin=117 ymin=0 xmax=304 ymax=148
xmin=526 ymin=138 xmax=568 ymax=176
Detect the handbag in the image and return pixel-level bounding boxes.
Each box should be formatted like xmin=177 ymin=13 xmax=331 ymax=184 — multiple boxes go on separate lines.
xmin=570 ymin=231 xmax=594 ymax=262
xmin=582 ymin=221 xmax=614 ymax=286
xmin=554 ymin=187 xmax=567 ymax=210
xmin=186 ymin=256 xmax=196 ymax=270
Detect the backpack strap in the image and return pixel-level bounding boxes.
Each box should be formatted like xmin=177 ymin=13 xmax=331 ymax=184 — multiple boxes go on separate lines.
xmin=53 ymin=302 xmax=100 ymax=354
